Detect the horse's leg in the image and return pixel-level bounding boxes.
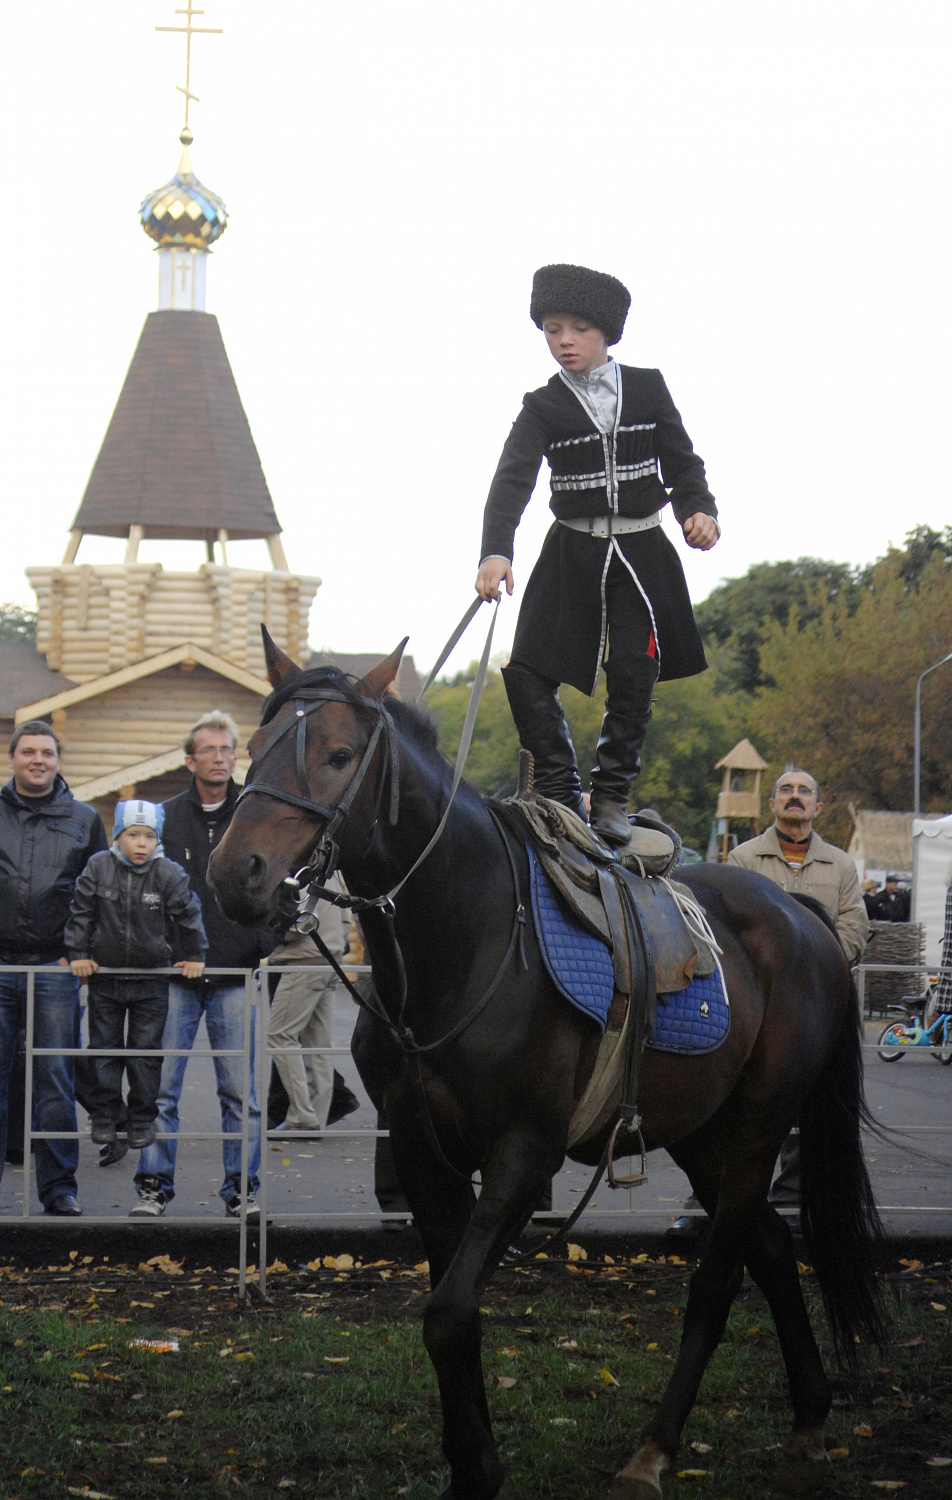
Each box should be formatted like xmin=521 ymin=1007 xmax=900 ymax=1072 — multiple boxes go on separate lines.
xmin=741 ymin=1204 xmax=832 ymax=1492
xmin=391 ymin=1094 xmax=559 ymax=1500
xmin=612 ymin=1140 xmax=767 ymax=1499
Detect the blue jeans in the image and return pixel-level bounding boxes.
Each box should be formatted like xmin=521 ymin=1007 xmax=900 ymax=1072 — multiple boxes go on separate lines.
xmin=0 ymin=963 xmax=80 ymax=1206
xmin=135 ymin=980 xmax=259 ymax=1204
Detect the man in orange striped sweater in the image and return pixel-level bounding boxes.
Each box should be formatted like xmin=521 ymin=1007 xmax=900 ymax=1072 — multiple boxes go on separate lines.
xmin=669 ymin=768 xmax=868 ymax=1237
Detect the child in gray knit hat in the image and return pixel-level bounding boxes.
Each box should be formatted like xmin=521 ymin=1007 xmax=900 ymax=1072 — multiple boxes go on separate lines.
xmin=66 ymin=800 xmax=206 ymax=1150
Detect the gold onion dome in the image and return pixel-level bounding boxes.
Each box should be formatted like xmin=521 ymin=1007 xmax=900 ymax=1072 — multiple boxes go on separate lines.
xmin=139 ymin=128 xmax=228 ymax=249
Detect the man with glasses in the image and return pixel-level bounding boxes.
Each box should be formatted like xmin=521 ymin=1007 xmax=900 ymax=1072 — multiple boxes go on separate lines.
xmin=131 ymin=712 xmax=274 ymax=1218
xmin=669 ymin=767 xmax=868 ymax=1236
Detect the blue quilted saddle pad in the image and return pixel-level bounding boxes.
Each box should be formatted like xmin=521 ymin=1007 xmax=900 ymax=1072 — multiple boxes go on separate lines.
xmin=528 ymin=849 xmax=730 ymax=1055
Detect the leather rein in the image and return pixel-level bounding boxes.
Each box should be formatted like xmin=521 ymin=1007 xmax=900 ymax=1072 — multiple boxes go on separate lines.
xmin=237 ymin=604 xmax=528 ymax=1175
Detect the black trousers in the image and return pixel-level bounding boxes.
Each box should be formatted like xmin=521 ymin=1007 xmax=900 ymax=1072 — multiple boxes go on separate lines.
xmin=86 ymin=976 xmax=169 ymax=1129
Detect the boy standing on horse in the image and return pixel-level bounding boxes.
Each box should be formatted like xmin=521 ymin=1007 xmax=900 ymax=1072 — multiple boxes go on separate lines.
xmin=476 ymin=263 xmax=719 ymax=847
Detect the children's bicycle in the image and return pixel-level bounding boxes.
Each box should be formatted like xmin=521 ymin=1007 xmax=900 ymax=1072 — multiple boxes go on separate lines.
xmin=878 ymin=990 xmax=952 ymax=1064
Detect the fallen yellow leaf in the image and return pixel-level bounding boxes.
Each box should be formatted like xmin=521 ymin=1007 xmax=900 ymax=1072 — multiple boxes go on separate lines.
xmin=677 ymin=1470 xmax=708 ymax=1478
xmin=854 ymin=1424 xmax=873 ymax=1437
xmin=165 ymin=1410 xmax=184 ymax=1420
xmin=323 ymin=1254 xmax=354 ymax=1271
xmin=926 ymin=1457 xmax=952 ymax=1467
xmin=566 ymin=1243 xmax=588 ymax=1262
xmin=930 ymin=1302 xmax=947 ymax=1312
xmin=828 ymin=1447 xmax=849 ymax=1459
xmin=493 ymin=1375 xmax=517 ymax=1388
xmin=599 ymin=1367 xmax=620 ymax=1387
xmin=323 ymin=1356 xmax=349 ymax=1363
xmin=413 ymin=1261 xmax=429 ymax=1274
xmin=691 ymin=1442 xmax=712 ymax=1454
xmin=646 ymin=1342 xmax=658 ymax=1350
xmin=145 ymin=1457 xmax=168 ymax=1464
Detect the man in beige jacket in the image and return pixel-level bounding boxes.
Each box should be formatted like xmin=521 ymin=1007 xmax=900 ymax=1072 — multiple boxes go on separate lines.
xmin=726 ymin=770 xmax=869 ymax=962
xmin=669 ymin=768 xmax=869 ymax=1236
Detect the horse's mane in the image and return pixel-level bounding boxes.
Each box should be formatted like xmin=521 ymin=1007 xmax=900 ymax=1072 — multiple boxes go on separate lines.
xmin=260 ymin=664 xmax=442 ymax=759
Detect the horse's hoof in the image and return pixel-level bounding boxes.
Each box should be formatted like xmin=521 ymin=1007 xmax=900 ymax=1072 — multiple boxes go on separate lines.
xmin=610 ymin=1482 xmax=663 ymax=1500
xmin=775 ymin=1430 xmax=832 ymax=1494
xmin=611 ymin=1440 xmax=669 ymax=1499
xmin=438 ymin=1483 xmax=515 ymax=1500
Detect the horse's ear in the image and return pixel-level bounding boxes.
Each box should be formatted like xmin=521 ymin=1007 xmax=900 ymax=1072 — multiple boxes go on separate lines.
xmin=261 ymin=625 xmax=299 ymax=689
xmin=360 ymin=639 xmax=409 ymax=701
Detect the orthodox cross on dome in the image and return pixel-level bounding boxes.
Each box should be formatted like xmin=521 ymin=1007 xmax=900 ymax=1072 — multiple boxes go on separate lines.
xmin=155 ymin=1 xmax=222 ymax=145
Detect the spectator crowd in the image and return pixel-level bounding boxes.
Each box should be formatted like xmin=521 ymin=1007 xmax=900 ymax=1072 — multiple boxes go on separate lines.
xmin=0 ymin=720 xmax=922 ymax=1228
xmin=0 ymin=710 xmax=360 ymax=1219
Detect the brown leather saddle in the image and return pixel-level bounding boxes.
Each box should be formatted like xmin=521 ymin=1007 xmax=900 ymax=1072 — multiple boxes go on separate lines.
xmin=502 ymin=791 xmax=703 ymax=994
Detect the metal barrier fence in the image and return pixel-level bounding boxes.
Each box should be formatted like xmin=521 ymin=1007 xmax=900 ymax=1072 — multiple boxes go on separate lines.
xmin=5 ymin=959 xmax=952 ymax=1299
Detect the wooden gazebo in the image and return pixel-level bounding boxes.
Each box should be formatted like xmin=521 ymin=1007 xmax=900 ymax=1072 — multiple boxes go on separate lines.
xmin=714 ymin=738 xmax=769 ymax=861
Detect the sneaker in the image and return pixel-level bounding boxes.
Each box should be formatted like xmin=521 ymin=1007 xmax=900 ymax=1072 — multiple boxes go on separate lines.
xmin=90 ymin=1120 xmax=117 ymax=1145
xmin=225 ymin=1192 xmax=260 ymax=1222
xmin=129 ymin=1186 xmax=167 ymax=1218
xmin=127 ymin=1122 xmax=156 ymax=1149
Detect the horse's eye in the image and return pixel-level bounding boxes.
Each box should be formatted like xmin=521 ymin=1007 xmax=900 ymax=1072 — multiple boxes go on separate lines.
xmin=328 ymin=748 xmax=354 ymax=770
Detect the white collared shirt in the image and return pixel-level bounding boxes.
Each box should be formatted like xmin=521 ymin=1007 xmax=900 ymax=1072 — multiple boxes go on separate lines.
xmin=558 ymin=358 xmax=619 ymax=435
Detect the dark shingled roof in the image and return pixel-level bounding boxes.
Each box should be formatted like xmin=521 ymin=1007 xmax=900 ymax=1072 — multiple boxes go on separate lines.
xmin=71 ymin=311 xmax=282 ymax=541
xmin=308 ymin=651 xmax=422 ymax=701
xmin=0 ymin=643 xmax=75 ymax=719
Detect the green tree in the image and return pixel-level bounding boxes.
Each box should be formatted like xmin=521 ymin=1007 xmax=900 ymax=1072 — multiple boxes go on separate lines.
xmin=748 ymin=550 xmax=952 ymax=845
xmin=0 ymin=603 xmax=36 ymax=644
xmin=694 ymin=558 xmax=860 ymax=694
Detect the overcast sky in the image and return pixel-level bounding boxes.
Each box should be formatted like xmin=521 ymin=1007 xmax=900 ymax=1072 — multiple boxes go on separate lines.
xmin=2 ymin=1 xmax=950 ymax=677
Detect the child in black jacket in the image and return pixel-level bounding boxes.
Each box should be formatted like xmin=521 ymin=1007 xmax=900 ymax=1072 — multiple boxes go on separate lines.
xmin=476 ymin=263 xmax=719 ymax=847
xmin=65 ymin=800 xmax=206 ymax=1149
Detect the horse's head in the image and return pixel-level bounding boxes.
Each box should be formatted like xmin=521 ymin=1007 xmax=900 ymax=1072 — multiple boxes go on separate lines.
xmin=209 ymin=627 xmax=407 ymax=926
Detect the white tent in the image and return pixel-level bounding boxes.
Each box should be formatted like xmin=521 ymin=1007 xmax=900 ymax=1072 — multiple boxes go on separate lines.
xmin=912 ymin=814 xmax=952 ymax=966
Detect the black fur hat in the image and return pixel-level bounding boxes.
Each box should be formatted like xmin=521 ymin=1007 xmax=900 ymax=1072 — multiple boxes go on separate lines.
xmin=530 ymin=263 xmax=631 ymax=345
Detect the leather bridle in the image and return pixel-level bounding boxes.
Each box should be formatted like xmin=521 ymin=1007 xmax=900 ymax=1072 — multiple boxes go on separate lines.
xmin=237 ymin=684 xmax=401 ymax=907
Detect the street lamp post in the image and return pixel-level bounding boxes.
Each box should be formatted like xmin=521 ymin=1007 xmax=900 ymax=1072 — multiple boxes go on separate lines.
xmin=914 ymin=648 xmax=952 ymax=815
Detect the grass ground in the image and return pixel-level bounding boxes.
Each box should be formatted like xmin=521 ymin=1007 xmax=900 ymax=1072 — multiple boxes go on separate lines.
xmin=0 ymin=1243 xmax=949 ymax=1499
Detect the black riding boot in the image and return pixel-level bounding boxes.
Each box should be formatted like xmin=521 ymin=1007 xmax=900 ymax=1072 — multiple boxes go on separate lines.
xmin=502 ymin=662 xmax=585 ymax=818
xmin=589 ymin=654 xmax=660 ymax=847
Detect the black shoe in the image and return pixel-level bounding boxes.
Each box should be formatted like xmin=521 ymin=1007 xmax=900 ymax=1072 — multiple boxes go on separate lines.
xmin=127 ymin=1122 xmax=156 ymax=1149
xmin=667 ymin=1214 xmax=709 ymax=1239
xmin=99 ymin=1139 xmax=130 ymax=1168
xmin=589 ymin=792 xmax=633 ymax=848
xmin=44 ymin=1193 xmax=82 ymax=1216
xmin=90 ymin=1120 xmax=117 ymax=1145
xmin=502 ymin=662 xmax=586 ymax=817
xmin=327 ymin=1072 xmax=360 ymax=1126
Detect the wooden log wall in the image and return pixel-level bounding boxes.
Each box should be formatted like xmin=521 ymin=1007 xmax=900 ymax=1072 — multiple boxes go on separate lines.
xmin=58 ymin=664 xmax=263 ymax=790
xmin=27 ymin=563 xmax=320 ymax=682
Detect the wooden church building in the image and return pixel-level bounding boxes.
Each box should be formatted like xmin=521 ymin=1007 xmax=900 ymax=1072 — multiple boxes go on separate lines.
xmin=2 ymin=133 xmax=320 ymax=833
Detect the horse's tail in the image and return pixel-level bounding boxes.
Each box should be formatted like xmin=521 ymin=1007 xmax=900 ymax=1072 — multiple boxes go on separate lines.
xmin=794 ymin=901 xmax=887 ymax=1361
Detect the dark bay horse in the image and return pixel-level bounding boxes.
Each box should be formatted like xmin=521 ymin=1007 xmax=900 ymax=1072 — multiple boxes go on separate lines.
xmin=209 ymin=633 xmax=884 ymax=1500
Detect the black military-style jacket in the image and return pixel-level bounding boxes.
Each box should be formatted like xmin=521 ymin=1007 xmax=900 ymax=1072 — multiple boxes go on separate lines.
xmin=480 ymin=365 xmax=717 ymax=693
xmin=65 ymin=849 xmax=206 ymax=969
xmin=0 ymin=776 xmax=107 ymax=961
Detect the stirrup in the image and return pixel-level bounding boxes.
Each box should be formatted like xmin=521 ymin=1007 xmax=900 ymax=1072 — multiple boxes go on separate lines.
xmin=606 ymin=1114 xmax=648 ymax=1188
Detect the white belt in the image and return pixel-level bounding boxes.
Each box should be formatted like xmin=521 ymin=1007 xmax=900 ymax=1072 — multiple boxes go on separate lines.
xmin=558 ymin=510 xmax=662 ymax=540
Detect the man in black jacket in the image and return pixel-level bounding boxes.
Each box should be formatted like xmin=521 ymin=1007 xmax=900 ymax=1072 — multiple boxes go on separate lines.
xmin=0 ymin=721 xmax=107 ymax=1215
xmin=133 ymin=712 xmax=274 ymax=1219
